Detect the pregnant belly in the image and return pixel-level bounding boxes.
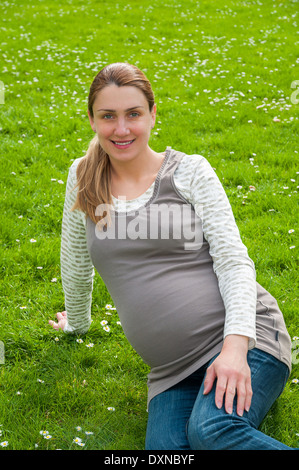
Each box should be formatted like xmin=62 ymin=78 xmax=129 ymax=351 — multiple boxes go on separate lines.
xmin=114 ymin=275 xmax=226 ymax=367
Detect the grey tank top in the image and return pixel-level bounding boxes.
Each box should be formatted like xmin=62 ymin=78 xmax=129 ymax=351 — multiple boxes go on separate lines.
xmin=86 ymin=148 xmax=292 ymax=405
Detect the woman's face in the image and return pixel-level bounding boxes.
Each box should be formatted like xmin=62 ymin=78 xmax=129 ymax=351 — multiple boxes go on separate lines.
xmin=88 ymin=84 xmax=156 ymax=165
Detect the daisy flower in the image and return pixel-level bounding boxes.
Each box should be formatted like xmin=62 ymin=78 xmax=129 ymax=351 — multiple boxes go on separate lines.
xmin=73 ymin=437 xmax=82 ymax=443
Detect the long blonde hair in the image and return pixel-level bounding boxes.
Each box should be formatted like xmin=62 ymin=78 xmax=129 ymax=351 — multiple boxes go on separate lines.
xmin=71 ymin=63 xmax=155 ymax=224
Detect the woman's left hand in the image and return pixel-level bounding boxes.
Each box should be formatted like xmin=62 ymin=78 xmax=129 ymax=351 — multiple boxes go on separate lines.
xmin=203 ymin=335 xmax=252 ymax=417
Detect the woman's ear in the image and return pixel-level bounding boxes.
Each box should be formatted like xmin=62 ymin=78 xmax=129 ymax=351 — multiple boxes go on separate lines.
xmin=151 ymin=103 xmax=157 ymax=129
xmin=87 ymin=110 xmax=96 ymax=132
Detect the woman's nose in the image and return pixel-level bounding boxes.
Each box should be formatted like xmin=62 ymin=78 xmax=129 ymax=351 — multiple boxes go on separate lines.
xmin=115 ymin=118 xmax=130 ymax=136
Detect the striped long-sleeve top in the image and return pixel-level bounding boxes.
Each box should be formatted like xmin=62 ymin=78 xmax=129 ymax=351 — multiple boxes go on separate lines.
xmin=61 ymin=151 xmax=257 ymax=347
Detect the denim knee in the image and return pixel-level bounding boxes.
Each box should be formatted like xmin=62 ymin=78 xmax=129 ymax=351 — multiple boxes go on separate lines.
xmin=186 ymin=414 xmax=215 ymax=450
xmin=187 ymin=412 xmax=246 ymax=450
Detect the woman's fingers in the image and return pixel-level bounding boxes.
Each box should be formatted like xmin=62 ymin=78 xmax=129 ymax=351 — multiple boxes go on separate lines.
xmin=221 ymin=373 xmax=252 ymax=416
xmin=203 ymin=363 xmax=217 ymax=395
xmin=49 ymin=319 xmax=59 ymax=330
xmin=49 ymin=311 xmax=67 ymax=331
xmin=244 ymin=376 xmax=253 ymax=413
xmin=203 ymin=353 xmax=252 ymax=417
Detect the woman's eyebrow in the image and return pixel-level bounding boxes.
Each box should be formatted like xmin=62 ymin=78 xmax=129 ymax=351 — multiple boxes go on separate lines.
xmin=96 ymin=106 xmax=145 ymax=112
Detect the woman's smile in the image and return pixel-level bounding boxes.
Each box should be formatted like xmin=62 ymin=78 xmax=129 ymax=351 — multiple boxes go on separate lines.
xmin=110 ymin=139 xmax=136 ymax=149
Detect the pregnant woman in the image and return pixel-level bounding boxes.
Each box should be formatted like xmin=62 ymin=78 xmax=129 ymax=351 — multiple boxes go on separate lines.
xmin=49 ymin=62 xmax=294 ymax=450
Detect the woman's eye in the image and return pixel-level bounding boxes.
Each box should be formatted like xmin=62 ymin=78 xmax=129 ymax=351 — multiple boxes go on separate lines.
xmin=103 ymin=114 xmax=114 ymax=120
xmin=130 ymin=112 xmax=140 ymax=118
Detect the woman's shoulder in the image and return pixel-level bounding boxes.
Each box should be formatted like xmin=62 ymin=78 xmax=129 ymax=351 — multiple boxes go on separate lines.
xmin=174 ymin=150 xmax=212 ymax=177
xmin=66 ymin=156 xmax=86 ymax=183
xmin=173 ymin=150 xmax=207 ymax=167
xmin=69 ymin=156 xmax=85 ymax=172
xmin=173 ymin=150 xmax=221 ymax=201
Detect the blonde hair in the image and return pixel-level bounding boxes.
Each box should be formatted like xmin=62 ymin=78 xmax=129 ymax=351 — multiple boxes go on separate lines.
xmin=71 ymin=63 xmax=155 ymax=224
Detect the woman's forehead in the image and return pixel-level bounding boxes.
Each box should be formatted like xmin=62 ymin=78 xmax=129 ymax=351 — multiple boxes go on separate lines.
xmin=94 ymin=84 xmax=148 ymax=111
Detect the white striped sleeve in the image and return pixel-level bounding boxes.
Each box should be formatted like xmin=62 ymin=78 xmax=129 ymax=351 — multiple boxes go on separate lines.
xmin=60 ymin=158 xmax=95 ymax=334
xmin=175 ymin=154 xmax=257 ymax=348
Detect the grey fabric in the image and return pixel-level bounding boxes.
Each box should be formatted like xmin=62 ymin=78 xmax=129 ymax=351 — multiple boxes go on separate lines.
xmin=86 ymin=148 xmax=292 ymax=405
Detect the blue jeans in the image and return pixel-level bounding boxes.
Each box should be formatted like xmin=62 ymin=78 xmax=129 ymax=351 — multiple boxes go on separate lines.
xmin=145 ymin=348 xmax=294 ymax=450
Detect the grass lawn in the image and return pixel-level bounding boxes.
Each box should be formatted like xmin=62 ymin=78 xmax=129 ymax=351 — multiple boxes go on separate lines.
xmin=0 ymin=0 xmax=298 ymax=450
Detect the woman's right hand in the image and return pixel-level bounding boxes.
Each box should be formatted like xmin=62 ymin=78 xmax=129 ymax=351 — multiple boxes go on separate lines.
xmin=49 ymin=311 xmax=67 ymax=331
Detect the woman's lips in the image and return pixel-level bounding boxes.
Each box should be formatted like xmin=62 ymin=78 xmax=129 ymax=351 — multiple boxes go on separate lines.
xmin=111 ymin=139 xmax=135 ymax=149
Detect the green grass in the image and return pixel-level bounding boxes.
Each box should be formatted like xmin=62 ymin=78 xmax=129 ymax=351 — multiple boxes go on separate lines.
xmin=0 ymin=0 xmax=298 ymax=450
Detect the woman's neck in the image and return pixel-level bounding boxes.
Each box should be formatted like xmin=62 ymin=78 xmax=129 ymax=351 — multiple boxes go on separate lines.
xmin=110 ymin=147 xmax=165 ymax=184
xmin=109 ymin=147 xmax=165 ymax=199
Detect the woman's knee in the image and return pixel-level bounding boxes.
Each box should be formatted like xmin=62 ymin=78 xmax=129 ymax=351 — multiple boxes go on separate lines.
xmin=186 ymin=414 xmax=214 ymax=450
xmin=187 ymin=412 xmax=245 ymax=450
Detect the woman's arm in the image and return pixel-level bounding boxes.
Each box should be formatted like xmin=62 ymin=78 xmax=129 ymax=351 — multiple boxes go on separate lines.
xmin=188 ymin=155 xmax=257 ymax=346
xmin=49 ymin=158 xmax=95 ymax=334
xmin=187 ymin=155 xmax=257 ymax=414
